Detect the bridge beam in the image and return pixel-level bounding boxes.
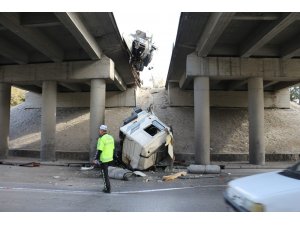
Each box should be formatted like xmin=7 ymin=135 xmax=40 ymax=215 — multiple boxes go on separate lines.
xmin=0 ymin=58 xmax=114 ymax=83
xmin=227 ymin=79 xmax=248 ymax=91
xmin=21 ymin=12 xmax=60 ymax=27
xmin=0 ymin=83 xmax=11 ymax=159
xmin=272 ymin=80 xmax=300 ymax=91
xmin=233 ymin=13 xmax=280 ymax=21
xmin=114 ymin=69 xmax=127 ymax=91
xmin=0 ymin=12 xmax=64 ymax=62
xmin=240 ymin=13 xmax=298 ymax=57
xmin=13 ymin=84 xmax=42 ymax=93
xmin=179 ymin=72 xmax=192 ymax=89
xmin=281 ymin=34 xmax=300 ymax=59
xmin=0 ymin=37 xmax=28 ymax=64
xmin=263 ymin=80 xmax=279 ymax=89
xmin=186 ymin=54 xmax=300 ymax=81
xmin=196 ymin=12 xmax=235 ymax=57
xmin=59 ymin=82 xmax=82 ymax=92
xmin=55 ymin=12 xmax=102 ymax=60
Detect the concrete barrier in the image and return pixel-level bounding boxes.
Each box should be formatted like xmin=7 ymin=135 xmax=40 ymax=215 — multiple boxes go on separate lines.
xmin=187 ymin=164 xmax=221 ymax=174
xmin=8 ymin=149 xmax=300 ymax=162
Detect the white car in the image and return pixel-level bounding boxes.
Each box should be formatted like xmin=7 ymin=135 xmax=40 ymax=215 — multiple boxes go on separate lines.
xmin=224 ymin=162 xmax=300 ymax=212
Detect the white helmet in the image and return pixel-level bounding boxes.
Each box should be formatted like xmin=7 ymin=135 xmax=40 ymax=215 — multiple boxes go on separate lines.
xmin=99 ymin=124 xmax=107 ymax=131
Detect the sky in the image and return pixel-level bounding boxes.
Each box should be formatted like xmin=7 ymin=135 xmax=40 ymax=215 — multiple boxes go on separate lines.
xmin=114 ymin=12 xmax=180 ymax=87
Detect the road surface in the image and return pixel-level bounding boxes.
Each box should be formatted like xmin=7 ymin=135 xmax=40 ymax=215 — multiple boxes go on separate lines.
xmin=0 ymin=163 xmax=283 ymax=212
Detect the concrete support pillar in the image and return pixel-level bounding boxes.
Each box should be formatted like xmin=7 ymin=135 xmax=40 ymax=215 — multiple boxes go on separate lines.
xmin=41 ymin=81 xmax=57 ymax=161
xmin=90 ymin=79 xmax=106 ymax=161
xmin=248 ymin=77 xmax=265 ymax=165
xmin=194 ymin=77 xmax=210 ymax=164
xmin=0 ymin=83 xmax=11 ymax=159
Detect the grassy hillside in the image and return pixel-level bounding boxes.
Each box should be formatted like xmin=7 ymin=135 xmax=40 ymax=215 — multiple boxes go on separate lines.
xmin=11 ymin=87 xmax=26 ymax=106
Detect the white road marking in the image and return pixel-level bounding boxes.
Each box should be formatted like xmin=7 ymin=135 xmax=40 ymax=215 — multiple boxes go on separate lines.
xmin=0 ymin=186 xmax=100 ymax=195
xmin=0 ymin=184 xmax=226 ymax=195
xmin=114 ymin=184 xmax=226 ymax=194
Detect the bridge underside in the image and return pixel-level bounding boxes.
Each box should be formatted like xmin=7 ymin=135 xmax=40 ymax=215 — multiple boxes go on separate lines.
xmin=0 ymin=12 xmax=138 ymax=161
xmin=167 ymin=12 xmax=300 ymax=165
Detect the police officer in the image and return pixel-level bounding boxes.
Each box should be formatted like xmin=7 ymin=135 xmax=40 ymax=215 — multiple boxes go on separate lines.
xmin=93 ymin=124 xmax=115 ymax=193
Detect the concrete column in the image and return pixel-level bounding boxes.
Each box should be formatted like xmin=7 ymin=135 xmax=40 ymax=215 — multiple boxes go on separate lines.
xmin=41 ymin=81 xmax=57 ymax=161
xmin=194 ymin=77 xmax=210 ymax=164
xmin=0 ymin=83 xmax=11 ymax=159
xmin=90 ymin=79 xmax=106 ymax=161
xmin=248 ymin=77 xmax=265 ymax=165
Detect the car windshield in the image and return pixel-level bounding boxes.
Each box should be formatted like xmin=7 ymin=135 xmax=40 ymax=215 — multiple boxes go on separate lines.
xmin=279 ymin=162 xmax=300 ymax=180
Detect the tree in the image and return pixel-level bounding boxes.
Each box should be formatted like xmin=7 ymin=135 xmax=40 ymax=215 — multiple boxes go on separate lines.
xmin=290 ymin=85 xmax=300 ymax=104
xmin=11 ymin=87 xmax=25 ymax=106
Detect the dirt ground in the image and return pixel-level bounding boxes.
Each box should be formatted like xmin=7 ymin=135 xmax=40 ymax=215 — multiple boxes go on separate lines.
xmin=9 ymin=88 xmax=300 ymax=155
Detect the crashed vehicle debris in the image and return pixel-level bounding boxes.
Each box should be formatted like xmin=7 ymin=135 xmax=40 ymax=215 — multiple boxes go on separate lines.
xmin=123 ymin=30 xmax=157 ymax=72
xmin=118 ymin=107 xmax=174 ymax=171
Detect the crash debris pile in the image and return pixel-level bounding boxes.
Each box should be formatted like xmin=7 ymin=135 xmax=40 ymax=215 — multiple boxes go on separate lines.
xmin=162 ymin=171 xmax=187 ymax=181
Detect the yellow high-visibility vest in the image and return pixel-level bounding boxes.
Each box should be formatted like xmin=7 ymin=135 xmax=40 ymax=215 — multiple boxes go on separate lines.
xmin=97 ymin=134 xmax=114 ymax=163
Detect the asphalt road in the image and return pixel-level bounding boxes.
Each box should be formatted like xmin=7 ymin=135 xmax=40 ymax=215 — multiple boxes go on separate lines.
xmin=0 ymin=164 xmax=283 ymax=212
xmin=0 ymin=185 xmax=227 ymax=212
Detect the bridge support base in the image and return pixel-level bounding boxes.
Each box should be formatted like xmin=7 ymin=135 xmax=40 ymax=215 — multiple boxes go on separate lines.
xmin=194 ymin=77 xmax=210 ymax=165
xmin=89 ymin=79 xmax=106 ymax=161
xmin=41 ymin=81 xmax=57 ymax=161
xmin=248 ymin=77 xmax=265 ymax=165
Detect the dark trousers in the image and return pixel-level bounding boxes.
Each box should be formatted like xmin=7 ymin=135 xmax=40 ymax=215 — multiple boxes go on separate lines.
xmin=100 ymin=162 xmax=111 ymax=192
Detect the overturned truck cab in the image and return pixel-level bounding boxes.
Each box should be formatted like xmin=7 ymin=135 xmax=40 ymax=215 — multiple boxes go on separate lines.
xmin=119 ymin=107 xmax=174 ymax=170
xmin=123 ymin=30 xmax=157 ymax=72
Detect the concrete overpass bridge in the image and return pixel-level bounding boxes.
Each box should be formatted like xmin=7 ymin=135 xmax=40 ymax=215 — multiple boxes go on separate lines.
xmin=167 ymin=12 xmax=300 ymax=165
xmin=0 ymin=12 xmax=139 ymax=161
